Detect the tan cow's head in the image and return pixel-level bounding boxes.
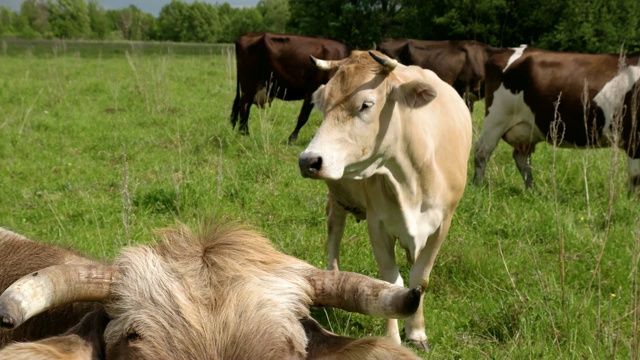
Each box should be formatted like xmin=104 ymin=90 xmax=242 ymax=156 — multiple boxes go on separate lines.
xmin=299 ymin=50 xmax=438 ymax=180
xmin=0 ymin=222 xmax=421 ymax=359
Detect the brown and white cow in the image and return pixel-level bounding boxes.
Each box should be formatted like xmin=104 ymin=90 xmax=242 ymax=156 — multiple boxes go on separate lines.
xmin=230 ymin=32 xmax=351 ymax=144
xmin=474 ymin=45 xmax=640 ymax=193
xmin=377 ymin=38 xmax=504 ymax=109
xmin=298 ymin=51 xmax=472 ymax=349
xmin=0 ymin=223 xmax=421 ymax=359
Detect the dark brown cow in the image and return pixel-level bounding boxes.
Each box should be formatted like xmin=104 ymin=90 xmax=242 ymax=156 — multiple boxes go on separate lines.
xmin=377 ymin=38 xmax=503 ymax=108
xmin=0 ymin=223 xmax=421 ymax=359
xmin=230 ymin=32 xmax=351 ymax=144
xmin=473 ymin=45 xmax=640 ymax=193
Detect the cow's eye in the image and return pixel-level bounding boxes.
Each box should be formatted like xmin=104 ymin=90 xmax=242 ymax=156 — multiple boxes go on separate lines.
xmin=360 ymin=100 xmax=374 ymax=112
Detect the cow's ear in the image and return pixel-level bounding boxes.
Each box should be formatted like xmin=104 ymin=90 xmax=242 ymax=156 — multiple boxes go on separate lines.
xmin=391 ymin=80 xmax=437 ymax=109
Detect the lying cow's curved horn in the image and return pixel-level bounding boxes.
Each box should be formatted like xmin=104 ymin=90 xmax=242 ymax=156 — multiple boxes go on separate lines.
xmin=310 ymin=55 xmax=344 ymax=71
xmin=369 ymin=51 xmax=398 ymax=72
xmin=306 ymin=269 xmax=422 ymax=319
xmin=0 ymin=264 xmax=118 ymax=330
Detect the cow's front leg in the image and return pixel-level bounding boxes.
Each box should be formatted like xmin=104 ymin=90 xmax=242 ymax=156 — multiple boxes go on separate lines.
xmin=326 ymin=194 xmax=348 ymax=271
xmin=367 ymin=219 xmax=403 ymax=345
xmin=404 ymin=214 xmax=452 ymax=351
xmin=288 ymin=95 xmax=314 ymax=145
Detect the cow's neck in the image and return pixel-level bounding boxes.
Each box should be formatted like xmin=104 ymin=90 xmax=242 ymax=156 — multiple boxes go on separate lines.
xmin=371 ymin=109 xmax=433 ymax=204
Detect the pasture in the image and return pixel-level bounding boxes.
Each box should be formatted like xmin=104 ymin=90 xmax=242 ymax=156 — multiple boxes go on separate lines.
xmin=0 ymin=39 xmax=638 ymax=359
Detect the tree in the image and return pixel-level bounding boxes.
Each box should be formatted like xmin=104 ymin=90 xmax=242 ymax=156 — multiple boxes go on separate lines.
xmin=157 ymin=0 xmax=189 ymax=41
xmin=19 ymin=0 xmax=50 ymax=38
xmin=539 ymin=0 xmax=640 ymax=53
xmin=288 ymin=0 xmax=403 ymax=49
xmin=48 ymin=0 xmax=90 ymax=38
xmin=0 ymin=6 xmax=18 ymax=36
xmin=187 ymin=2 xmax=221 ymax=42
xmin=107 ymin=6 xmax=156 ymax=41
xmin=257 ymin=0 xmax=289 ymax=34
xmin=87 ymin=0 xmax=108 ymax=39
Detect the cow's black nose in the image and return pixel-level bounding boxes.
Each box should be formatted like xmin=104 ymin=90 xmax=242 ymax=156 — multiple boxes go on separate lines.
xmin=298 ymin=154 xmax=323 ymax=178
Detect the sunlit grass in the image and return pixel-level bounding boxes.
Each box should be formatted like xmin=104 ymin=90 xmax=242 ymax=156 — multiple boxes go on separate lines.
xmin=0 ymin=40 xmax=638 ymax=359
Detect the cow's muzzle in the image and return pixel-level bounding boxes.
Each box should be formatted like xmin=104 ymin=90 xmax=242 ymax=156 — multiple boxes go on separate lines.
xmin=298 ymin=153 xmax=323 ymax=178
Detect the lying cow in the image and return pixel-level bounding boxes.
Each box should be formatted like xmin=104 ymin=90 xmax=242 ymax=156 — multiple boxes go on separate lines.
xmin=230 ymin=32 xmax=351 ymax=144
xmin=474 ymin=45 xmax=640 ymax=194
xmin=299 ymin=51 xmax=472 ymax=349
xmin=0 ymin=223 xmax=421 ymax=359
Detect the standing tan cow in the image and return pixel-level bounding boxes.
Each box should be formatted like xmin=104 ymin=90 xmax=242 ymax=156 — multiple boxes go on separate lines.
xmin=299 ymin=51 xmax=472 ymax=349
xmin=0 ymin=222 xmax=421 ymax=359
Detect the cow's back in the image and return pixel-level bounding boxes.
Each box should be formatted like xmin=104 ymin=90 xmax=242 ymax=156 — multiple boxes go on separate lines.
xmin=486 ymin=47 xmax=639 ymax=146
xmin=262 ymin=33 xmax=350 ymax=92
xmin=406 ymin=40 xmax=466 ymax=85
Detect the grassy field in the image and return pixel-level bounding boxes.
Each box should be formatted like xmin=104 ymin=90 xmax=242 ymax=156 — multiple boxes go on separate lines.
xmin=0 ymin=39 xmax=639 ymax=359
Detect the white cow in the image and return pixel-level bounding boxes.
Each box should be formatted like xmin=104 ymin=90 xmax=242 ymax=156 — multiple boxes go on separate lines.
xmin=299 ymin=50 xmax=472 ymax=349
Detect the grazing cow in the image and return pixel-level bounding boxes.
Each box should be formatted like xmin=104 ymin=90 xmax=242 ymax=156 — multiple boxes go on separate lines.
xmin=473 ymin=45 xmax=640 ymax=193
xmin=230 ymin=32 xmax=351 ymax=144
xmin=0 ymin=223 xmax=421 ymax=359
xmin=298 ymin=51 xmax=472 ymax=349
xmin=377 ymin=38 xmax=503 ymax=109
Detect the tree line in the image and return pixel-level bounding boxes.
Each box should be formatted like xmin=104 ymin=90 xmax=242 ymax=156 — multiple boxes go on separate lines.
xmin=0 ymin=0 xmax=289 ymax=43
xmin=1 ymin=0 xmax=639 ymax=54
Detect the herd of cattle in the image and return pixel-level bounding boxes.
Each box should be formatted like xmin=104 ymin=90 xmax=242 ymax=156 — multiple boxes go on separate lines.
xmin=232 ymin=32 xmax=640 ymax=194
xmin=1 ymin=31 xmax=639 ymax=359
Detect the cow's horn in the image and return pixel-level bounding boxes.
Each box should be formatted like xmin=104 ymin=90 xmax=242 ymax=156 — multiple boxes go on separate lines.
xmin=0 ymin=264 xmax=118 ymax=329
xmin=306 ymin=269 xmax=422 ymax=319
xmin=310 ymin=55 xmax=344 ymax=71
xmin=369 ymin=51 xmax=398 ymax=72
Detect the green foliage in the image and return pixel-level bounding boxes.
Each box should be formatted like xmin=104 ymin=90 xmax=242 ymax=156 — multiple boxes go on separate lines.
xmin=18 ymin=0 xmax=51 ymax=38
xmin=287 ymin=0 xmax=402 ymax=48
xmin=106 ymin=6 xmax=157 ymax=41
xmin=48 ymin=0 xmax=91 ymax=39
xmin=0 ymin=6 xmax=18 ymax=37
xmin=2 ymin=0 xmax=640 ymax=53
xmin=87 ymin=0 xmax=108 ymax=40
xmin=289 ymin=0 xmax=640 ymax=52
xmin=157 ymin=0 xmax=221 ymax=42
xmin=539 ymin=0 xmax=640 ymax=53
xmin=257 ymin=0 xmax=289 ymax=34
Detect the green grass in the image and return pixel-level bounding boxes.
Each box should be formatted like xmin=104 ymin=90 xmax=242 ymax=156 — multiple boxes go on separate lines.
xmin=1 ymin=40 xmax=639 ymax=359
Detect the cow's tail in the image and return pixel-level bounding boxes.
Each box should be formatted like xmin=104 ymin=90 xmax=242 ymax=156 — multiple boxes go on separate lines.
xmin=230 ymin=43 xmax=241 ymax=128
xmin=230 ymin=76 xmax=240 ymax=128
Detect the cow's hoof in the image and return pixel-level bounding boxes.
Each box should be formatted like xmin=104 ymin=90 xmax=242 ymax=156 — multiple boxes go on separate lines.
xmin=408 ymin=339 xmax=430 ymax=352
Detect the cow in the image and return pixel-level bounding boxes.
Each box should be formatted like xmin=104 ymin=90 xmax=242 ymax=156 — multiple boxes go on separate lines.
xmin=298 ymin=50 xmax=473 ymax=349
xmin=377 ymin=38 xmax=504 ymax=110
xmin=473 ymin=45 xmax=640 ymax=194
xmin=230 ymin=32 xmax=351 ymax=145
xmin=0 ymin=223 xmax=422 ymax=359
